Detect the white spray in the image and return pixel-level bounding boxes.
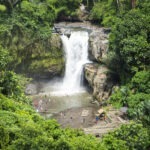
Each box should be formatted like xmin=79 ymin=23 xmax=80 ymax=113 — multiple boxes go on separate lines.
xmin=60 ymin=31 xmax=89 ymax=94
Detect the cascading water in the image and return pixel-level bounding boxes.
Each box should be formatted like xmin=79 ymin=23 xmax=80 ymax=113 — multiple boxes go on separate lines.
xmin=32 ymin=29 xmax=94 ymax=116
xmin=60 ymin=31 xmax=89 ymax=94
xmin=33 ymin=30 xmax=93 ymax=115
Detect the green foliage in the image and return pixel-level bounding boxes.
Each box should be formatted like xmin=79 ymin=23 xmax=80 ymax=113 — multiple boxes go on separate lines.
xmin=0 ymin=4 xmax=6 ymax=11
xmin=0 ymin=0 xmax=66 ymax=74
xmin=0 ymin=0 xmax=56 ymax=71
xmin=104 ymin=123 xmax=150 ymax=150
xmin=131 ymin=71 xmax=150 ymax=93
xmin=110 ymin=75 xmax=150 ymax=126
xmin=127 ymin=93 xmax=150 ymax=120
xmin=0 ymin=45 xmax=11 ymax=71
xmin=90 ymin=0 xmax=118 ymax=26
xmin=109 ymin=86 xmax=130 ymax=108
xmin=102 ymin=134 xmax=127 ymax=150
xmin=109 ymin=9 xmax=150 ymax=79
xmin=106 ymin=1 xmax=150 ymax=130
xmin=0 ymin=71 xmax=23 ymax=95
xmin=90 ymin=1 xmax=106 ymax=23
xmin=50 ymin=0 xmax=82 ymax=20
xmin=90 ymin=0 xmax=132 ymax=26
xmin=0 ymin=94 xmax=105 ymax=150
xmin=0 ymin=71 xmax=31 ymax=104
xmin=121 ymin=35 xmax=149 ymax=72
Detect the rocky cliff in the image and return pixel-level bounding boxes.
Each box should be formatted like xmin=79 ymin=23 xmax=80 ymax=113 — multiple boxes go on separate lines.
xmin=84 ymin=27 xmax=113 ymax=103
xmin=54 ymin=22 xmax=113 ymax=102
xmin=88 ymin=28 xmax=110 ymax=62
xmin=21 ymin=33 xmax=64 ymax=79
xmin=84 ymin=64 xmax=113 ymax=103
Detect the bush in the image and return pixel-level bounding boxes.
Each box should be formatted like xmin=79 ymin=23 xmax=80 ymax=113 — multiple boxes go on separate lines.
xmin=104 ymin=123 xmax=150 ymax=150
xmin=131 ymin=71 xmax=150 ymax=93
xmin=0 ymin=71 xmax=31 ymax=104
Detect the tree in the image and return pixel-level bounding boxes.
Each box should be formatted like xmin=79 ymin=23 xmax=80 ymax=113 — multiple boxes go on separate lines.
xmin=109 ymin=9 xmax=150 ymax=81
xmin=131 ymin=0 xmax=136 ymax=8
xmin=0 ymin=0 xmax=21 ymax=12
xmin=103 ymin=123 xmax=150 ymax=150
xmin=131 ymin=71 xmax=150 ymax=93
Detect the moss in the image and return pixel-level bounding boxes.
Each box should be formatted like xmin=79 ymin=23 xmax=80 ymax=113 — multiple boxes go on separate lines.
xmin=29 ymin=58 xmax=64 ymax=74
xmin=7 ymin=33 xmax=65 ymax=77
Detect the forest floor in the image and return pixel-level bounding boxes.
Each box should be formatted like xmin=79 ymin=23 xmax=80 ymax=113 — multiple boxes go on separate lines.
xmin=53 ymin=106 xmax=128 ymax=137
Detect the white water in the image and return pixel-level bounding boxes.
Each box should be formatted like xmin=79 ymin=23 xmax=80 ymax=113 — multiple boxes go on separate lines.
xmin=59 ymin=31 xmax=89 ymax=94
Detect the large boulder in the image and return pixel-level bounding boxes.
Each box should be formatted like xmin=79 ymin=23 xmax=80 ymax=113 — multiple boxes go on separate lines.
xmin=88 ymin=28 xmax=110 ymax=62
xmin=84 ymin=63 xmax=113 ymax=103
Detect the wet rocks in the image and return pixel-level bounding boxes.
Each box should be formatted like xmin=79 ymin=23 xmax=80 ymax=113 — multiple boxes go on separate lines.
xmin=88 ymin=28 xmax=110 ymax=62
xmin=85 ymin=27 xmax=112 ymax=103
xmin=53 ymin=22 xmax=113 ymax=102
xmin=25 ymin=83 xmax=38 ymax=95
xmin=84 ymin=63 xmax=113 ymax=103
xmin=26 ymin=33 xmax=64 ymax=79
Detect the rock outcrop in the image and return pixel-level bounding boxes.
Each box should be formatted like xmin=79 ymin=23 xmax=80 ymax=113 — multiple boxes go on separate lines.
xmin=53 ymin=22 xmax=113 ymax=102
xmin=88 ymin=28 xmax=110 ymax=62
xmin=84 ymin=64 xmax=113 ymax=103
xmin=25 ymin=33 xmax=64 ymax=79
xmin=25 ymin=83 xmax=38 ymax=95
xmin=85 ymin=28 xmax=112 ymax=103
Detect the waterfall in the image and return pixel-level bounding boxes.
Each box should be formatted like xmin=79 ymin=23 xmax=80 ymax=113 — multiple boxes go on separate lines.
xmin=60 ymin=31 xmax=89 ymax=94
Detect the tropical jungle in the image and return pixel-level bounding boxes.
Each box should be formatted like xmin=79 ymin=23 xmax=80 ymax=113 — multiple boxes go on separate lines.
xmin=0 ymin=0 xmax=150 ymax=149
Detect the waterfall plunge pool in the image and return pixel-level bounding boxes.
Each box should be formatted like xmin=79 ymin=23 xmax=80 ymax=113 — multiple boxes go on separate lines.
xmin=31 ymin=79 xmax=96 ymax=119
xmin=30 ymin=30 xmax=96 ymax=121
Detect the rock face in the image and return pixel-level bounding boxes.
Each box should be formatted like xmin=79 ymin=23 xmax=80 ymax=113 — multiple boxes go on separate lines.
xmin=88 ymin=28 xmax=110 ymax=62
xmin=25 ymin=33 xmax=64 ymax=79
xmin=85 ymin=28 xmax=112 ymax=103
xmin=25 ymin=83 xmax=38 ymax=95
xmin=84 ymin=64 xmax=113 ymax=103
xmin=53 ymin=22 xmax=113 ymax=102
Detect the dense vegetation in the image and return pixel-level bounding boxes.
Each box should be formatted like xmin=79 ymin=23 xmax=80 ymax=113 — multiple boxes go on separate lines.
xmin=0 ymin=0 xmax=64 ymax=76
xmin=1 ymin=94 xmax=149 ymax=149
xmin=0 ymin=0 xmax=150 ymax=149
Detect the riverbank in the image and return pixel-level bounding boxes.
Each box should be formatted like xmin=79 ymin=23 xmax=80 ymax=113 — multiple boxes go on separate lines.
xmin=31 ymin=93 xmax=128 ymax=137
xmin=27 ymin=79 xmax=128 ymax=137
xmin=52 ymin=106 xmax=128 ymax=137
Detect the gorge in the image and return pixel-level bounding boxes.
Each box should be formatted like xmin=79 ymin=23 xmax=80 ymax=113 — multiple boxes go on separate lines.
xmin=30 ymin=25 xmax=94 ymax=115
xmin=29 ymin=22 xmax=113 ymax=102
xmin=26 ymin=23 xmax=115 ymax=129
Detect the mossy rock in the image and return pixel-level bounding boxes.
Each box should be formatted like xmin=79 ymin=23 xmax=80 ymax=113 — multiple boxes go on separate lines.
xmin=14 ymin=34 xmax=65 ymax=78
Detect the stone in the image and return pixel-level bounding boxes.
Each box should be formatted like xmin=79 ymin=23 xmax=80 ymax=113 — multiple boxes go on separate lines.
xmin=84 ymin=63 xmax=113 ymax=103
xmin=25 ymin=83 xmax=37 ymax=95
xmin=88 ymin=29 xmax=110 ymax=62
xmin=81 ymin=110 xmax=89 ymax=117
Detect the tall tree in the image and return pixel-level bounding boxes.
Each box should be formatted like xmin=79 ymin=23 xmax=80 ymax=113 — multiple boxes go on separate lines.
xmin=131 ymin=0 xmax=136 ymax=8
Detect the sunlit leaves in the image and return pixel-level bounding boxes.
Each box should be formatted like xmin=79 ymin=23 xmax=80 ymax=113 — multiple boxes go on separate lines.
xmin=0 ymin=94 xmax=105 ymax=150
xmin=106 ymin=123 xmax=150 ymax=150
xmin=131 ymin=71 xmax=150 ymax=93
xmin=0 ymin=4 xmax=6 ymax=11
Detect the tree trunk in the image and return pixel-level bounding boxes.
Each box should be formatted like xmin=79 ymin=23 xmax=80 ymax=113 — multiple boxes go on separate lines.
xmin=87 ymin=0 xmax=89 ymax=7
xmin=116 ymin=0 xmax=120 ymax=12
xmin=131 ymin=0 xmax=136 ymax=8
